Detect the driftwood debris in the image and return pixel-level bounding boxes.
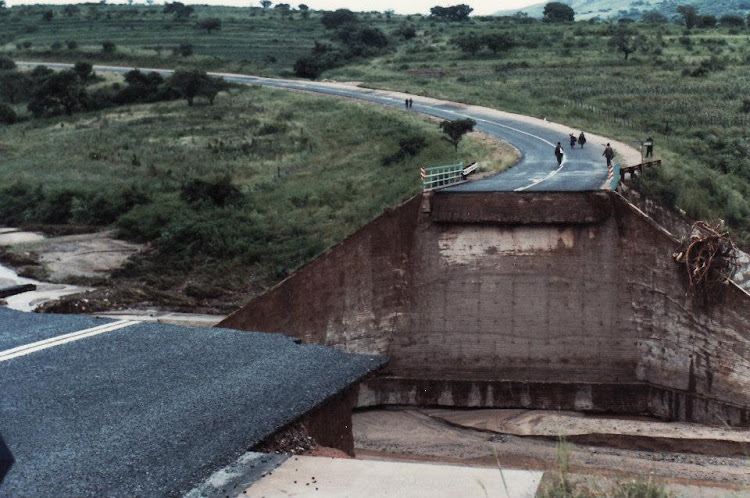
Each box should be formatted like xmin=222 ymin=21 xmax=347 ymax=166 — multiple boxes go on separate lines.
xmin=674 ymin=221 xmax=738 ymax=307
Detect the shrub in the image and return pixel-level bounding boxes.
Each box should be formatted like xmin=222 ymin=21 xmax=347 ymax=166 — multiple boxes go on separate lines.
xmin=101 ymin=40 xmax=116 ymax=53
xmin=0 ymin=103 xmax=18 ymax=124
xmin=180 ymin=175 xmax=240 ymax=207
xmin=66 ymin=40 xmax=78 ymax=50
xmin=0 ymin=55 xmax=15 ymax=70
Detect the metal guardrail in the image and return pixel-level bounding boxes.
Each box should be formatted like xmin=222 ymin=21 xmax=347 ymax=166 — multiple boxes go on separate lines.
xmin=420 ymin=162 xmax=464 ymax=191
xmin=620 ymin=159 xmax=661 ymax=181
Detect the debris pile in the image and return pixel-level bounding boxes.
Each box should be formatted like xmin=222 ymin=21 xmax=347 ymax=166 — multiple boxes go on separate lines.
xmin=674 ymin=221 xmax=738 ymax=307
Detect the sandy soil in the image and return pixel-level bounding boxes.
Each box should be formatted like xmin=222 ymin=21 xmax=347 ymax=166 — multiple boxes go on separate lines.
xmin=20 ymin=231 xmax=141 ymax=283
xmin=353 ymin=408 xmax=750 ymax=490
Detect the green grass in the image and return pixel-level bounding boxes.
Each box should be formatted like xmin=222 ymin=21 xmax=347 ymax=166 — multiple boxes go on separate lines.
xmin=0 ymin=81 xmax=510 ymax=307
xmin=2 ymin=4 xmax=750 ymax=248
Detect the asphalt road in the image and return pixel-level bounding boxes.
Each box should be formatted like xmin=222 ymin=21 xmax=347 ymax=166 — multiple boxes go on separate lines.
xmin=18 ymin=62 xmax=614 ymax=192
xmin=0 ymin=307 xmax=385 ymax=496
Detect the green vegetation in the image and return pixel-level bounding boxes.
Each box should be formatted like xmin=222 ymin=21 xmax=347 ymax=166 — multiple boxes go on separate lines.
xmin=538 ymin=438 xmax=671 ymax=497
xmin=0 ymin=81 xmax=507 ymax=309
xmin=1 ymin=1 xmax=750 ymax=283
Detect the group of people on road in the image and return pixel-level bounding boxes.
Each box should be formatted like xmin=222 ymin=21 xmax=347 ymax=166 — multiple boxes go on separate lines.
xmin=404 ymin=98 xmax=414 ymax=109
xmin=554 ymin=131 xmax=587 ymax=166
xmin=555 ymin=133 xmax=655 ymax=168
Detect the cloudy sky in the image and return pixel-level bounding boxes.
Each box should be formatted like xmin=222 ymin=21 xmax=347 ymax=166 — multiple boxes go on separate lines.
xmin=5 ymin=0 xmax=541 ymax=15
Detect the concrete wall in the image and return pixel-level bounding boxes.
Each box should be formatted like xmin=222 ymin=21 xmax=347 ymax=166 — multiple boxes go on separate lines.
xmin=219 ymin=192 xmax=750 ymax=426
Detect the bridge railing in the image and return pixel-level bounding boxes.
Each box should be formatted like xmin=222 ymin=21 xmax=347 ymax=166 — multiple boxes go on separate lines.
xmin=420 ymin=162 xmax=464 ymax=191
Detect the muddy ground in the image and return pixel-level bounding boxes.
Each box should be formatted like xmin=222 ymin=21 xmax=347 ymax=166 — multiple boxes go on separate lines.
xmin=353 ymin=408 xmax=750 ymax=495
xmin=0 ymin=228 xmax=247 ymax=315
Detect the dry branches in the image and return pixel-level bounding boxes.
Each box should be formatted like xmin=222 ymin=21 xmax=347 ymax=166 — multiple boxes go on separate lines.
xmin=674 ymin=221 xmax=738 ymax=307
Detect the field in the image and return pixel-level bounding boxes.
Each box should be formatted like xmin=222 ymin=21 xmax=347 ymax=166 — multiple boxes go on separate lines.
xmin=0 ymin=80 xmax=511 ymax=310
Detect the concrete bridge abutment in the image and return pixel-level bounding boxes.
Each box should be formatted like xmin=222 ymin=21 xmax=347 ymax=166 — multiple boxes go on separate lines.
xmin=219 ymin=191 xmax=750 ymax=426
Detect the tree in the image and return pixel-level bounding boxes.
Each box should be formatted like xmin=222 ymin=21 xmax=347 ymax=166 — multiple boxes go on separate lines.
xmin=430 ymin=4 xmax=473 ymax=21
xmin=66 ymin=40 xmax=78 ymax=50
xmin=454 ymin=34 xmax=483 ymax=55
xmin=543 ymin=2 xmax=574 ymax=23
xmin=169 ymin=70 xmax=225 ymax=106
xmin=676 ymin=5 xmax=699 ymax=29
xmin=163 ymin=2 xmax=193 ymax=19
xmin=274 ymin=3 xmax=290 ymax=11
xmin=42 ymin=10 xmax=54 ymax=22
xmin=483 ymin=33 xmax=514 ymax=55
xmin=697 ymin=15 xmax=716 ymax=28
xmin=298 ymin=4 xmax=309 ymax=18
xmin=321 ymin=9 xmax=357 ymax=29
xmin=260 ymin=0 xmax=272 ymax=8
xmin=27 ymin=70 xmax=88 ymax=117
xmin=0 ymin=55 xmax=15 ymax=70
xmin=641 ymin=10 xmax=667 ymax=24
xmin=719 ymin=15 xmax=745 ymax=27
xmin=62 ymin=5 xmax=80 ymax=16
xmin=176 ymin=42 xmax=193 ymax=57
xmin=0 ymin=104 xmax=17 ymax=124
xmin=73 ymin=61 xmax=94 ymax=83
xmin=196 ymin=18 xmax=221 ymax=34
xmin=609 ymin=28 xmax=639 ymax=59
xmin=439 ymin=118 xmax=476 ymax=150
xmin=0 ymin=71 xmax=32 ymax=104
xmin=101 ymin=40 xmax=116 ymax=53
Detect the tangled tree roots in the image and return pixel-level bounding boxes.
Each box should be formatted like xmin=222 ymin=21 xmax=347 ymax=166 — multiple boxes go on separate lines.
xmin=674 ymin=221 xmax=738 ymax=308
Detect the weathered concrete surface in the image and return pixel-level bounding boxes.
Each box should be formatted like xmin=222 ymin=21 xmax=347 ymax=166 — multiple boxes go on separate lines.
xmin=244 ymin=455 xmax=543 ymax=498
xmin=219 ymin=192 xmax=750 ymax=426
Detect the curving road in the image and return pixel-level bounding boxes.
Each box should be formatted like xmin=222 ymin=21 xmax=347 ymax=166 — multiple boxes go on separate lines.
xmin=18 ymin=62 xmax=640 ymax=191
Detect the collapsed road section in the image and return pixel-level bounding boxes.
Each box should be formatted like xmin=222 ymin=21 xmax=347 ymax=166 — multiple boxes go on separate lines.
xmin=219 ymin=191 xmax=750 ymax=426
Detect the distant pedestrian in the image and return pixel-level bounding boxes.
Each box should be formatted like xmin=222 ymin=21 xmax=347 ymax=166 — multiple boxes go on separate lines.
xmin=578 ymin=132 xmax=586 ymax=148
xmin=644 ymin=136 xmax=654 ymax=158
xmin=569 ymin=133 xmax=577 ymax=148
xmin=603 ymin=143 xmax=615 ymax=167
xmin=409 ymin=98 xmax=413 ymax=108
xmin=405 ymin=98 xmax=409 ymax=109
xmin=554 ymin=142 xmax=564 ymax=166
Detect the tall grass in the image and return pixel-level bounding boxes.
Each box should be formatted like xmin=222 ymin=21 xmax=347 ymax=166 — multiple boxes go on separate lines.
xmin=0 ymin=81 xmax=509 ymax=299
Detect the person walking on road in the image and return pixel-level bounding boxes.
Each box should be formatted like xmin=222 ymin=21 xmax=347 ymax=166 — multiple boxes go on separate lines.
xmin=408 ymin=98 xmax=413 ymax=108
xmin=554 ymin=142 xmax=564 ymax=166
xmin=405 ymin=98 xmax=409 ymax=109
xmin=644 ymin=136 xmax=654 ymax=158
xmin=603 ymin=143 xmax=615 ymax=167
xmin=569 ymin=133 xmax=577 ymax=148
xmin=578 ymin=131 xmax=586 ymax=148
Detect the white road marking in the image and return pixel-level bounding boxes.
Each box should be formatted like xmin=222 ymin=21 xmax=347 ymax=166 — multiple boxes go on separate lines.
xmin=0 ymin=320 xmax=140 ymax=362
xmin=17 ymin=62 xmax=569 ymax=190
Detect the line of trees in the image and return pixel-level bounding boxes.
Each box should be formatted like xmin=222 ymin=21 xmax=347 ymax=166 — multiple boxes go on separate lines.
xmin=0 ymin=58 xmax=227 ymax=123
xmin=454 ymin=33 xmax=514 ymax=56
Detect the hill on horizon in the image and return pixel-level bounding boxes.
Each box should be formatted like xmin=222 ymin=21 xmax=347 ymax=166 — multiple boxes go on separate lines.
xmin=496 ymin=0 xmax=750 ymax=21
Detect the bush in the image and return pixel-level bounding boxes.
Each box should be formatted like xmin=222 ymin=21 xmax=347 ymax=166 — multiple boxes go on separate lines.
xmin=101 ymin=40 xmax=116 ymax=53
xmin=0 ymin=103 xmax=18 ymax=124
xmin=0 ymin=55 xmax=15 ymax=70
xmin=180 ymin=175 xmax=240 ymax=207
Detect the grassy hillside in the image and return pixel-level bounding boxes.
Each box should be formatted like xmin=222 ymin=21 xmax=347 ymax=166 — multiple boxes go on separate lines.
xmin=1 ymin=3 xmax=749 ymax=266
xmin=497 ymin=0 xmax=750 ymax=20
xmin=0 ymin=80 xmax=511 ymax=311
xmin=325 ymin=18 xmax=750 ymax=247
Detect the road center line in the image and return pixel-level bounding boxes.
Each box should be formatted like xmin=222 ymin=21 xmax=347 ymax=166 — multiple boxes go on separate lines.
xmin=0 ymin=320 xmax=140 ymax=362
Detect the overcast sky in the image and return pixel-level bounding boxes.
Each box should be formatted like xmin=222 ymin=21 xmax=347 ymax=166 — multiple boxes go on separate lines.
xmin=5 ymin=0 xmax=541 ymax=15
